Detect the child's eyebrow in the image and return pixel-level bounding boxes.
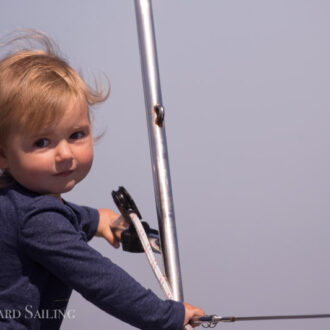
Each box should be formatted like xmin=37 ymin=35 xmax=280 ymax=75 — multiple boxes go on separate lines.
xmin=27 ymin=124 xmax=91 ymax=138
xmin=28 ymin=130 xmax=53 ymax=139
xmin=72 ymin=124 xmax=90 ymax=131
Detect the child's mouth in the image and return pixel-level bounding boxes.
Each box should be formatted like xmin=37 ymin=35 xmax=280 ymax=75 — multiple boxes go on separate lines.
xmin=55 ymin=170 xmax=74 ymax=177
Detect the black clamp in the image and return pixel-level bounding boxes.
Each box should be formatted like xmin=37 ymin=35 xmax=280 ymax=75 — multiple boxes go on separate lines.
xmin=112 ymin=186 xmax=161 ymax=254
xmin=112 ymin=186 xmax=142 ymax=222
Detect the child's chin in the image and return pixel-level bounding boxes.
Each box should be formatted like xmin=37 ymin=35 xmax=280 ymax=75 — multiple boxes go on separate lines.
xmin=60 ymin=182 xmax=76 ymax=193
xmin=50 ymin=181 xmax=77 ymax=195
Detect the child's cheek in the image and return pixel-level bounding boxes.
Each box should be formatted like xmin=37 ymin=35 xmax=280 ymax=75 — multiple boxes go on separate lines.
xmin=78 ymin=146 xmax=94 ymax=177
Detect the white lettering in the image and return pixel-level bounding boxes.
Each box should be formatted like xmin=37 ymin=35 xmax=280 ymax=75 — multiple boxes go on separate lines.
xmin=23 ymin=307 xmax=75 ymax=319
xmin=66 ymin=309 xmax=76 ymax=319
xmin=0 ymin=309 xmax=21 ymax=319
xmin=24 ymin=305 xmax=33 ymax=319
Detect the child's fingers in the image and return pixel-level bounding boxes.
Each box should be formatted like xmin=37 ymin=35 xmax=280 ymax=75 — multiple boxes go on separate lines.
xmin=183 ymin=302 xmax=205 ymax=328
xmin=111 ymin=226 xmax=125 ymax=241
xmin=104 ymin=227 xmax=120 ymax=248
xmin=111 ymin=215 xmax=129 ymax=240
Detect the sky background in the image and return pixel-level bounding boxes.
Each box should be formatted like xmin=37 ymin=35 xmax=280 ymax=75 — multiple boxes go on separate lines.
xmin=1 ymin=1 xmax=330 ymax=329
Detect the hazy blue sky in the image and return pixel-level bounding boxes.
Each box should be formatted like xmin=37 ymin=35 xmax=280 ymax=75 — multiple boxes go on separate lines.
xmin=1 ymin=1 xmax=330 ymax=329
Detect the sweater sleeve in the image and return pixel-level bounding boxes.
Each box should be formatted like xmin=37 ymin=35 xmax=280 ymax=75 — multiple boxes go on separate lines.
xmin=64 ymin=201 xmax=99 ymax=241
xmin=19 ymin=201 xmax=185 ymax=330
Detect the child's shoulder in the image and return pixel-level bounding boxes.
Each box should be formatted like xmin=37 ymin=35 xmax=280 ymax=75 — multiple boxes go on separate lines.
xmin=1 ymin=182 xmax=65 ymax=222
xmin=1 ymin=182 xmax=96 ymax=234
xmin=2 ymin=181 xmax=52 ymax=206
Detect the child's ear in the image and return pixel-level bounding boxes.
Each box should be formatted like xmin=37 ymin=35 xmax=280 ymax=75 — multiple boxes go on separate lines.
xmin=0 ymin=146 xmax=8 ymax=170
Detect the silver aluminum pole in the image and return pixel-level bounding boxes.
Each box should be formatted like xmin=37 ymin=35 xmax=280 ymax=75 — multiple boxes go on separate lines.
xmin=134 ymin=0 xmax=184 ymax=301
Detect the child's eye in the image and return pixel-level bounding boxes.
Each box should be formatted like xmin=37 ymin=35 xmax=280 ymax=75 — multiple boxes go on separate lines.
xmin=70 ymin=131 xmax=85 ymax=140
xmin=34 ymin=138 xmax=49 ymax=148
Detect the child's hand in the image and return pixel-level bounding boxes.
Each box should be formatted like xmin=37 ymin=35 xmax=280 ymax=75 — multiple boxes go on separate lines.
xmin=183 ymin=302 xmax=205 ymax=328
xmin=96 ymin=209 xmax=129 ymax=249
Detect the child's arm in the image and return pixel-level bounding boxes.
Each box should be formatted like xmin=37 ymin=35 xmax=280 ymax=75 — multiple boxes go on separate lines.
xmin=66 ymin=203 xmax=127 ymax=245
xmin=96 ymin=208 xmax=128 ymax=248
xmin=20 ymin=204 xmax=186 ymax=329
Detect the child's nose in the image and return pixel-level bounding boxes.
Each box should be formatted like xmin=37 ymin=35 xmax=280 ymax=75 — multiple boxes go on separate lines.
xmin=55 ymin=140 xmax=73 ymax=162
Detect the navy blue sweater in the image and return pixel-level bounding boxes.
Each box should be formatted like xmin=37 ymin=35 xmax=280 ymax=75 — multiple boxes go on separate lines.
xmin=0 ymin=183 xmax=184 ymax=329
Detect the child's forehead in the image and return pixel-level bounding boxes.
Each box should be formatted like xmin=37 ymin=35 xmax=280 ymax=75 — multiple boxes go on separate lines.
xmin=63 ymin=98 xmax=89 ymax=117
xmin=17 ymin=98 xmax=90 ymax=136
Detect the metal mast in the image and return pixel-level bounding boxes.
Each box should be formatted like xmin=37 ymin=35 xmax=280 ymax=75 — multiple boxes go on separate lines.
xmin=134 ymin=0 xmax=184 ymax=301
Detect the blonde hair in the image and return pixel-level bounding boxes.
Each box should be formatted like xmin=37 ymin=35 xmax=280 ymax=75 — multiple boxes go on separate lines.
xmin=0 ymin=30 xmax=110 ymax=187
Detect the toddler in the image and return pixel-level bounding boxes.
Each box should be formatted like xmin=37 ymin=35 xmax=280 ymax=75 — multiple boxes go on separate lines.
xmin=0 ymin=31 xmax=203 ymax=329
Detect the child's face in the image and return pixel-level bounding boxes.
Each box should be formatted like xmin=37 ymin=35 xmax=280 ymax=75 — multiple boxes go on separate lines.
xmin=0 ymin=99 xmax=94 ymax=198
